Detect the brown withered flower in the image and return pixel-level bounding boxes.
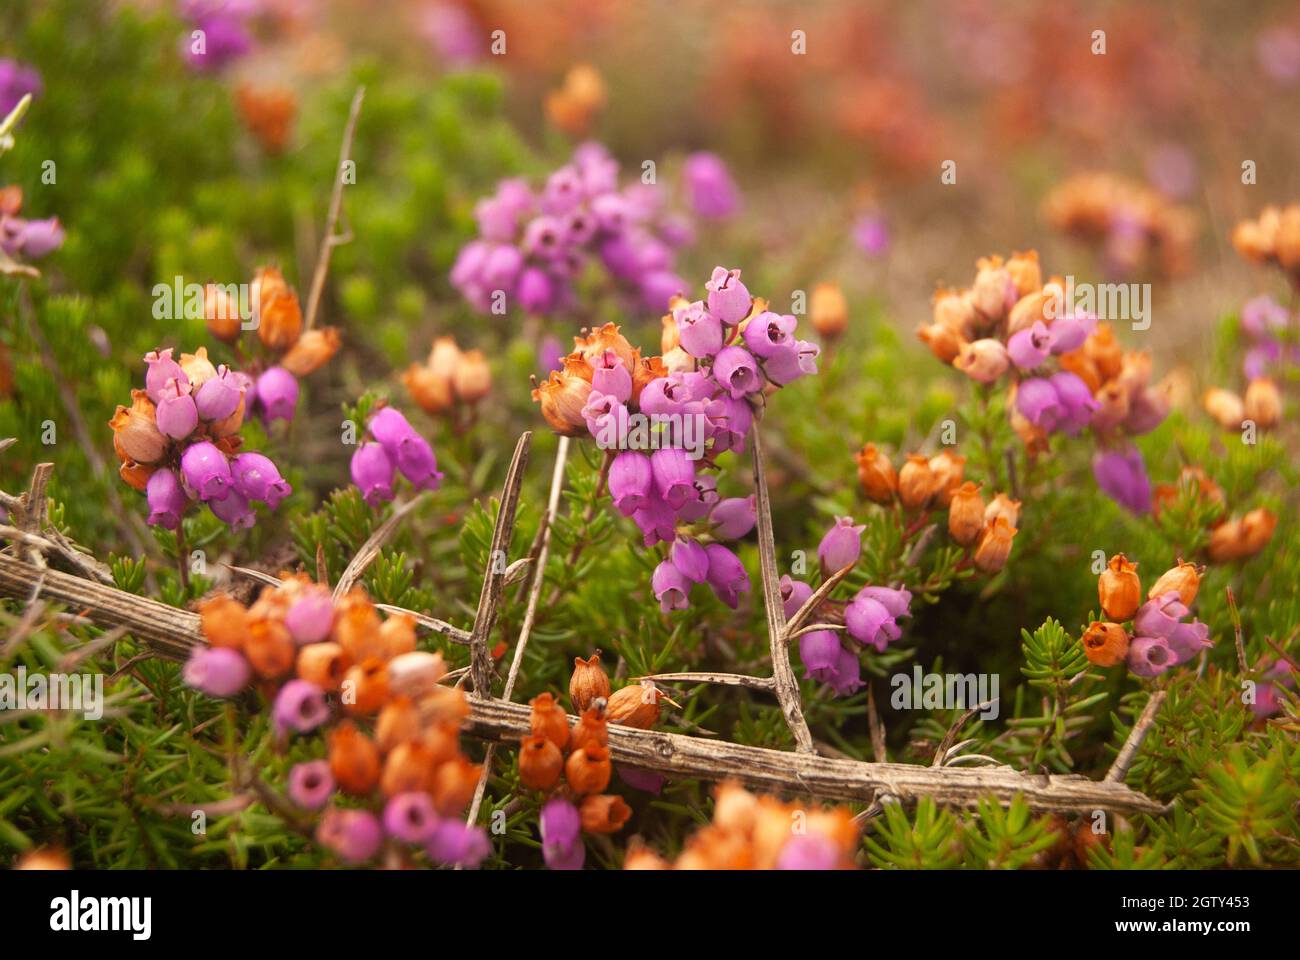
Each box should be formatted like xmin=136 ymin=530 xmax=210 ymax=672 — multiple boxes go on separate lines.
xmin=809 ymin=282 xmax=849 ymax=339
xmin=897 ymin=454 xmax=938 ymax=510
xmin=329 ymin=720 xmax=381 ymax=795
xmin=973 ymin=515 xmax=1017 ymax=574
xmin=947 ymin=481 xmax=986 ymax=547
xmin=1147 ymin=560 xmax=1202 ymax=606
xmin=569 ymin=653 xmax=611 ymax=713
xmin=1082 ymin=621 xmax=1130 ymax=667
xmin=605 ymin=680 xmax=664 ymax=729
xmin=854 ymin=443 xmax=898 ymax=504
xmin=579 ymin=794 xmax=632 ymax=834
xmin=569 ymin=706 xmax=609 ymax=753
xmin=565 ymin=742 xmax=612 ymax=795
xmin=518 ymin=735 xmax=564 ymax=790
xmin=529 ymin=692 xmax=570 ymax=751
xmin=1098 ymin=554 xmax=1141 ymax=622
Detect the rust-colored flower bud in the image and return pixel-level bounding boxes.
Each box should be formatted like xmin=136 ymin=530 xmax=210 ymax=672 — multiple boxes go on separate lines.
xmin=1147 ymin=561 xmax=1201 ymax=606
xmin=569 ymin=706 xmax=609 ymax=753
xmin=897 ymin=454 xmax=938 ymax=511
xmin=376 ymin=696 xmax=421 ymax=753
xmin=254 ymin=267 xmax=302 ymax=350
xmin=329 ymin=720 xmax=381 ymax=795
xmin=204 ymin=283 xmax=243 ymax=341
xmin=1243 ymin=378 xmax=1281 ymax=429
xmin=917 ymin=322 xmax=967 ymax=364
xmin=14 ymin=847 xmax=71 ymax=870
xmin=983 ymin=492 xmax=1021 ymax=530
xmin=660 ymin=309 xmax=682 ymax=353
xmin=296 ymin=641 xmax=352 ymax=691
xmin=518 ymin=734 xmax=564 ymax=790
xmin=281 ymin=327 xmax=341 ymax=376
xmin=569 ymin=653 xmax=611 ymax=713
xmin=335 ymin=587 xmax=386 ymax=663
xmin=1206 ymin=518 xmax=1246 ymax=563
xmin=579 ymin=794 xmax=632 ymax=834
xmin=973 ymin=516 xmax=1017 ymax=574
xmin=565 ymin=742 xmax=612 ymax=795
xmin=530 ymin=692 xmax=570 ymax=750
xmin=1203 ymin=387 xmax=1244 ymax=430
xmin=452 ymin=349 xmax=492 ymax=403
xmin=1081 ymin=621 xmax=1130 ymax=667
xmin=531 ymin=361 xmax=593 ymax=437
xmin=387 ymin=650 xmax=446 ymax=700
xmin=1006 ymin=250 xmax=1042 ymax=299
xmin=854 ymin=443 xmax=898 ymax=504
xmin=947 ymin=481 xmax=985 ymax=547
xmin=928 ymin=451 xmax=966 ymax=507
xmin=605 ymin=680 xmax=663 ymax=729
xmin=381 ymin=741 xmax=437 ymax=797
xmin=118 ymin=459 xmax=156 ymax=492
xmin=244 ymin=616 xmax=295 ymax=677
xmin=422 ymin=719 xmax=463 ymax=766
xmin=1239 ymin=507 xmax=1277 ymax=557
xmin=623 ymin=843 xmax=670 ymax=870
xmin=809 ymin=282 xmax=849 ymax=339
xmin=109 ymin=390 xmax=166 ymax=465
xmin=953 ymin=338 xmax=1010 ymax=384
xmin=1083 ymin=323 xmax=1123 ymax=381
xmin=403 ymin=363 xmax=455 ymax=416
xmin=431 ymin=755 xmax=482 ymax=816
xmin=1007 ymin=289 xmax=1049 ymax=336
xmin=931 ymin=287 xmax=972 ymax=333
xmin=1232 ymin=218 xmax=1272 ymax=264
xmin=378 ymin=614 xmax=418 ymax=661
xmin=343 ymin=658 xmax=390 ymax=715
xmin=199 ymin=593 xmax=249 ymax=649
xmin=631 ymin=353 xmax=668 ymax=406
xmin=712 ymin=781 xmax=759 ymax=834
xmin=1091 ymin=380 xmax=1130 ymax=431
xmin=420 ymin=686 xmax=471 ymax=726
xmin=1098 ymin=554 xmax=1141 ymax=622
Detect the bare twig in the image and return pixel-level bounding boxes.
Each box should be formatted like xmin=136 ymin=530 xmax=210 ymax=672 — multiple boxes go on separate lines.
xmin=932 ymin=700 xmax=998 ymax=767
xmin=750 ymin=426 xmax=814 ymax=753
xmin=634 ymin=671 xmax=776 ymax=692
xmin=1105 ymin=690 xmax=1167 ymax=783
xmin=303 ymin=86 xmax=365 ymax=331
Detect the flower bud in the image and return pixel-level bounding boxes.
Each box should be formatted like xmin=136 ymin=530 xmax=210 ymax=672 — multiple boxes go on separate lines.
xmin=204 ymin=283 xmax=242 ymax=341
xmin=230 ymin=451 xmax=291 ymax=509
xmin=109 ymin=390 xmax=166 ymax=465
xmin=1240 ymin=507 xmax=1277 ymax=557
xmin=1098 ymin=554 xmax=1142 ymax=622
xmin=199 ymin=593 xmax=249 ymax=649
xmin=194 ymin=366 xmax=243 ymax=422
xmin=145 ymin=468 xmax=187 ymax=529
xmin=529 ymin=692 xmax=570 ymax=750
xmin=570 ymin=653 xmax=611 ymax=713
xmin=897 ymin=454 xmax=938 ymax=510
xmin=1082 ymin=621 xmax=1130 ymax=667
xmin=342 ymin=658 xmax=390 ymax=715
xmin=928 ymin=451 xmax=965 ymax=507
xmin=569 ymin=705 xmax=609 ymax=753
xmin=350 ymin=442 xmax=396 ymax=507
xmin=1243 ymin=377 xmax=1281 ymax=428
xmin=316 ymin=808 xmax=382 ymax=864
xmin=1147 ymin=561 xmax=1201 ymax=606
xmin=972 ymin=257 xmax=1014 ymax=320
xmin=579 ymin=794 xmax=632 ymax=834
xmin=1006 ymin=250 xmax=1042 ymax=298
xmin=328 ymin=720 xmax=381 ymax=795
xmin=818 ymin=516 xmax=864 ymax=574
xmin=383 ymin=792 xmax=440 ymax=844
xmin=182 ymin=646 xmax=250 ymax=697
xmin=973 ymin=516 xmax=1017 ymax=573
xmin=564 ymin=742 xmax=612 ymax=795
xmin=853 ymin=443 xmax=897 ymax=503
xmin=374 ymin=696 xmax=420 ymax=753
xmin=947 ymin=481 xmax=985 ymax=547
xmin=273 ymin=679 xmax=330 ymax=737
xmin=387 ymin=650 xmax=447 ymax=700
xmin=431 ymin=756 xmax=482 ymax=816
xmin=155 ymin=377 xmax=198 ymax=440
xmin=809 ymin=282 xmax=848 ymax=339
xmin=453 ymin=349 xmax=492 ymax=403
xmin=296 ymin=641 xmax=351 ymax=691
xmin=605 ymin=680 xmax=663 ymax=729
xmin=403 ymin=363 xmax=455 ymax=416
xmin=281 ymin=327 xmax=341 ymax=377
xmin=256 ymin=285 xmax=302 ymax=351
xmin=917 ymin=322 xmax=967 ymax=364
xmin=983 ymin=492 xmax=1021 ymax=529
xmin=381 ymin=741 xmax=437 ymax=797
xmin=518 ymin=734 xmax=564 ymax=790
xmin=1203 ymin=387 xmax=1245 ymax=430
xmin=953 ymin=338 xmax=1010 ymax=383
xmin=144 ymin=348 xmax=187 ymax=404
xmin=288 ymin=760 xmax=334 ymax=811
xmin=255 ymin=366 xmax=298 ymax=423
xmin=705 ymin=266 xmax=751 ymax=326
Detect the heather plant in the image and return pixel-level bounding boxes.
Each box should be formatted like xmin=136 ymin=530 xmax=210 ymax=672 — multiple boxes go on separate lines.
xmin=1 ymin=0 xmax=1299 ymax=877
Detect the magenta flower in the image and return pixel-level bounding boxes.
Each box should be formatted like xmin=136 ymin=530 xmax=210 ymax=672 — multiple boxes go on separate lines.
xmin=180 ymin=440 xmax=232 ymax=502
xmin=273 ymin=680 xmax=330 ymax=737
xmin=230 ymin=452 xmax=292 ymax=508
xmin=287 ymin=760 xmax=335 ymax=811
xmin=393 ymin=433 xmax=444 ymax=492
xmin=762 ymin=339 xmax=820 ymax=386
xmin=145 ymin=468 xmax=186 ymax=530
xmin=781 ymin=575 xmax=814 ymax=620
xmin=144 ymin=348 xmax=187 ymax=404
xmin=0 ymin=59 xmax=42 ymax=117
xmin=650 ymin=448 xmax=698 ymax=511
xmin=183 ymin=10 xmax=253 ymax=72
xmin=195 ymin=366 xmax=243 ymax=421
xmin=351 ymin=443 xmax=396 ymax=507
xmin=1016 ymin=377 xmax=1062 ymax=430
xmin=1128 ymin=636 xmax=1174 ymax=677
xmin=541 ymin=797 xmax=584 ymax=871
xmin=1093 ymin=447 xmax=1152 ymax=515
xmin=1134 ymin=591 xmax=1190 ymax=639
xmin=845 ymin=595 xmax=901 ymax=652
xmin=384 ymin=793 xmax=442 ymax=844
xmin=743 ymin=312 xmax=797 ymax=359
xmin=285 ymin=586 xmax=334 ymax=645
xmin=616 ymin=765 xmax=665 ymax=794
xmin=1007 ymin=321 xmax=1051 ymax=369
xmin=609 ymin=451 xmax=653 ymax=516
xmin=209 ymin=489 xmax=255 ymax=529
xmin=182 ymin=646 xmax=250 ymax=698
xmin=669 ymin=536 xmax=710 ymax=583
xmin=1047 ymin=313 xmax=1097 ymax=355
xmin=674 ymin=300 xmax=724 ymax=359
xmin=799 ymin=630 xmax=843 ymax=684
xmin=777 ymin=833 xmax=842 ymax=870
xmin=712 ymin=345 xmax=761 ymax=399
xmin=818 ymin=516 xmax=864 ymax=574
xmin=1049 ymin=371 xmax=1100 ymax=435
xmin=710 ymin=496 xmax=755 ymax=539
xmin=683 ymin=152 xmax=740 ymax=220
xmin=255 ymin=366 xmax=298 ymax=423
xmin=705 ymin=267 xmax=751 ymax=326
xmin=704 ymin=543 xmax=749 ymax=608
xmin=827 ymin=646 xmax=864 ymax=695
xmin=317 ymin=808 xmax=383 ymax=864
xmin=155 ymin=378 xmax=199 ymax=440
xmin=652 ymin=560 xmax=691 ymax=612
xmin=8 ymin=217 xmax=64 ymax=259
xmin=632 ymin=494 xmax=677 ymax=547
xmin=858 ymin=585 xmax=912 ymax=620
xmin=1168 ymin=620 xmax=1212 ymax=664
xmin=426 ymin=821 xmax=490 ymax=869
xmin=853 ymin=214 xmax=890 ymax=258
xmin=590 ymin=351 xmax=632 ymax=402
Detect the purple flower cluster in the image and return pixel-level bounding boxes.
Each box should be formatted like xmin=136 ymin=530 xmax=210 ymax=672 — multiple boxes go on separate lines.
xmin=0 ymin=210 xmax=63 ymax=261
xmin=1010 ymin=315 xmax=1102 ymax=437
xmin=682 ymin=152 xmax=740 ymax=220
xmin=1239 ymin=294 xmax=1296 ymax=380
xmin=784 ymin=518 xmax=913 ymax=697
xmin=1125 ymin=590 xmax=1212 ymax=677
xmin=349 ymin=406 xmax=443 ymax=507
xmin=179 ymin=0 xmax=255 ymax=72
xmin=1092 ymin=446 xmax=1152 ymax=515
xmin=540 ymin=796 xmax=584 ymax=870
xmin=139 ymin=347 xmax=291 ymax=530
xmin=308 ymin=791 xmax=489 ymax=867
xmin=0 ymin=58 xmax=41 ymax=117
xmin=451 ymin=142 xmax=695 ymax=316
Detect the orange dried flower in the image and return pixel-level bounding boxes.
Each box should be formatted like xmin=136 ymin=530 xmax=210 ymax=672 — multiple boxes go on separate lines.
xmin=1147 ymin=561 xmax=1202 ymax=606
xmin=334 ymin=588 xmax=386 ymax=662
xmin=199 ymin=594 xmax=250 ymax=650
xmin=917 ymin=322 xmax=967 ymax=364
xmin=854 ymin=443 xmax=898 ymax=504
xmin=380 ymin=741 xmax=437 ymax=797
xmin=431 ymin=756 xmax=482 ymax=816
xmin=343 ymin=658 xmax=390 ymax=715
xmin=569 ymin=653 xmax=611 ymax=713
xmin=118 ymin=459 xmax=156 ymax=492
xmin=983 ymin=492 xmax=1021 ymax=529
xmin=1098 ymin=554 xmax=1141 ymax=622
xmin=244 ymin=616 xmax=295 ymax=678
xmin=579 ymin=794 xmax=632 ymax=834
xmin=329 ymin=721 xmax=381 ymax=795
xmin=605 ymin=680 xmax=663 ymax=729
xmin=532 ymin=361 xmax=593 ymax=436
xmin=376 ymin=696 xmax=421 ymax=753
xmin=927 ymin=451 xmax=965 ymax=507
xmin=109 ymin=390 xmax=166 ymax=465
xmin=236 ymin=84 xmax=297 ymax=154
xmin=897 ymin=454 xmax=938 ymax=510
xmin=529 ymin=692 xmax=570 ymax=750
xmin=973 ymin=516 xmax=1017 ymax=574
xmin=809 ymin=282 xmax=848 ymax=339
xmin=296 ymin=641 xmax=352 ymax=691
xmin=378 ymin=614 xmax=418 ymax=660
xmin=564 ymin=742 xmax=612 ymax=795
xmin=947 ymin=481 xmax=985 ymax=547
xmin=1082 ymin=621 xmax=1130 ymax=667
xmin=518 ymin=734 xmax=564 ymax=790
xmin=387 ymin=650 xmax=447 ymax=700
xmin=281 ymin=328 xmax=341 ymax=377
xmin=1243 ymin=378 xmax=1281 ymax=429
xmin=204 ymin=282 xmax=243 ymax=341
